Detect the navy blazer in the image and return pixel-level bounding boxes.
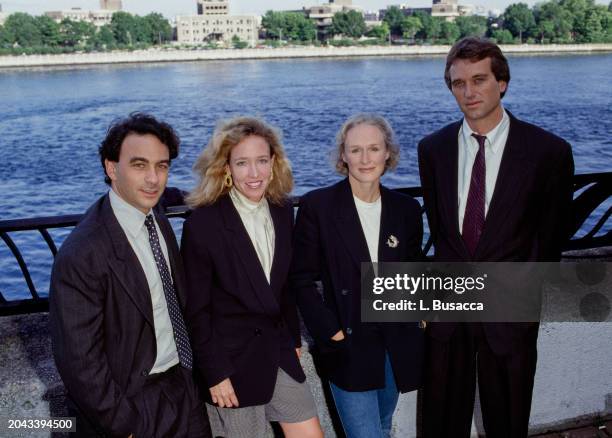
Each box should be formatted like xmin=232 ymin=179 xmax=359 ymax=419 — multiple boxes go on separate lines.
xmin=181 ymin=194 xmax=305 ymax=407
xmin=418 ymin=111 xmax=574 ymax=353
xmin=292 ymin=178 xmax=425 ymax=392
xmin=49 ymin=195 xmax=194 ymax=437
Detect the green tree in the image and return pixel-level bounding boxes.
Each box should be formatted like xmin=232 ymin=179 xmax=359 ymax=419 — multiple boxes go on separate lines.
xmin=231 ymin=34 xmax=248 ymax=48
xmin=261 ymin=11 xmax=315 ymax=41
xmin=533 ymin=1 xmax=573 ymax=42
xmin=439 ymin=20 xmax=460 ymax=43
xmin=413 ymin=11 xmax=441 ymax=42
xmin=558 ymin=0 xmax=591 ymax=40
xmin=581 ymin=4 xmax=608 ymax=42
xmin=455 ymin=15 xmax=488 ymax=38
xmin=4 ymin=13 xmax=42 ymax=47
xmin=35 ymin=15 xmax=61 ymax=46
xmin=111 ymin=11 xmax=137 ymax=45
xmin=401 ymin=16 xmax=422 ymax=41
xmin=366 ymin=22 xmax=390 ymax=40
xmin=143 ymin=13 xmax=172 ymax=44
xmin=503 ymin=3 xmax=536 ymax=42
xmin=331 ymin=10 xmax=366 ymax=38
xmin=92 ymin=24 xmax=116 ymax=49
xmin=60 ymin=18 xmax=95 ymax=47
xmin=383 ymin=6 xmax=406 ymax=37
xmin=0 ymin=24 xmax=13 ymax=46
xmin=491 ymin=28 xmax=515 ymax=43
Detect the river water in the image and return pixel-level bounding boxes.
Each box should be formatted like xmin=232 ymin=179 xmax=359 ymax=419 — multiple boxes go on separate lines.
xmin=0 ymin=53 xmax=611 ymax=300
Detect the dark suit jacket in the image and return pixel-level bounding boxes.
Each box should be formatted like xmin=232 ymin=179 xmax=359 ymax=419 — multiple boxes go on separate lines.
xmin=49 ymin=194 xmax=195 ymax=437
xmin=418 ymin=111 xmax=574 ymax=353
xmin=291 ymin=178 xmax=425 ymax=392
xmin=181 ymin=194 xmax=305 ymax=408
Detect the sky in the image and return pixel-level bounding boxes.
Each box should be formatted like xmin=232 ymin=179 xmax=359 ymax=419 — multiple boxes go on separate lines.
xmin=1 ymin=0 xmax=608 ymax=18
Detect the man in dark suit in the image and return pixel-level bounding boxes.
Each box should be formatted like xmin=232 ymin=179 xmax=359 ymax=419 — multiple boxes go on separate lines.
xmin=418 ymin=38 xmax=574 ymax=437
xmin=49 ymin=113 xmax=211 ymax=437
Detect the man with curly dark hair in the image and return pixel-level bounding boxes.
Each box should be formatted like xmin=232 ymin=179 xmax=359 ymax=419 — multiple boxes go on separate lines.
xmin=50 ymin=113 xmax=211 ymax=437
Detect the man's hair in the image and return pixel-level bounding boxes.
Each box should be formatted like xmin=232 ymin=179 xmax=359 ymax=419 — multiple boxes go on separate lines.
xmin=99 ymin=112 xmax=180 ymax=185
xmin=444 ymin=37 xmax=511 ymax=98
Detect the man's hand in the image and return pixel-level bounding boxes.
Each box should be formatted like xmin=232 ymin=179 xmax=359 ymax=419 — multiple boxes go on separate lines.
xmin=331 ymin=330 xmax=345 ymax=341
xmin=210 ymin=378 xmax=239 ymax=408
xmin=295 ymin=347 xmax=302 ymax=358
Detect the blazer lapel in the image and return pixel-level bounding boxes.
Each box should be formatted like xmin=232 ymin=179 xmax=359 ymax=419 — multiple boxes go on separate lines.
xmin=219 ymin=195 xmax=280 ymax=316
xmin=102 ymin=195 xmax=155 ymax=328
xmin=378 ymin=186 xmax=400 ymax=263
xmin=268 ymin=203 xmax=291 ymax=301
xmin=333 ymin=178 xmax=372 ymax=269
xmin=439 ymin=121 xmax=472 ymax=259
xmin=154 ymin=208 xmax=187 ymax=306
xmin=476 ymin=113 xmax=529 ymax=257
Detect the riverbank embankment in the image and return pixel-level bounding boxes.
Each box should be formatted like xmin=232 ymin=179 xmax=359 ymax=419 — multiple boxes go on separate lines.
xmin=1 ymin=43 xmax=611 ymax=69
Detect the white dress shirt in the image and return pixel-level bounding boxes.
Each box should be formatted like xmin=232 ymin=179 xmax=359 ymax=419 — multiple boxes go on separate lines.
xmin=109 ymin=189 xmax=179 ymax=373
xmin=354 ymin=194 xmax=382 ymax=263
xmin=457 ymin=108 xmax=510 ymax=233
xmin=229 ymin=188 xmax=275 ymax=283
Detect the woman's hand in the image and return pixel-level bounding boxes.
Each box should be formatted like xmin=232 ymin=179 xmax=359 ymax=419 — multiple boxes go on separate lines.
xmin=210 ymin=378 xmax=239 ymax=408
xmin=331 ymin=330 xmax=345 ymax=341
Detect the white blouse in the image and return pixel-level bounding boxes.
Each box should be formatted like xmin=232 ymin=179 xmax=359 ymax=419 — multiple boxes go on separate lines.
xmin=229 ymin=188 xmax=275 ymax=282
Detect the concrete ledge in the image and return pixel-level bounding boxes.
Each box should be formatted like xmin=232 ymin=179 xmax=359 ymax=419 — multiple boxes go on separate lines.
xmin=0 ymin=44 xmax=611 ymax=69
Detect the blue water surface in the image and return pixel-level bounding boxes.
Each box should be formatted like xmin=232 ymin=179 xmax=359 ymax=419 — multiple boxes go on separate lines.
xmin=1 ymin=53 xmax=611 ymax=300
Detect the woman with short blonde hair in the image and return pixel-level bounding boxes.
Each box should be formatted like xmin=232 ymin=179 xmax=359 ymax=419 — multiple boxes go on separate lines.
xmin=292 ymin=113 xmax=424 ymax=437
xmin=182 ymin=116 xmax=323 ymax=438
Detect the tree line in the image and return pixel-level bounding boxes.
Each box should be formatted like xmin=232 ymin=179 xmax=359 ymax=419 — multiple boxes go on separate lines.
xmin=1 ymin=0 xmax=610 ymax=55
xmin=261 ymin=0 xmax=611 ymax=45
xmin=0 ymin=11 xmax=172 ymax=55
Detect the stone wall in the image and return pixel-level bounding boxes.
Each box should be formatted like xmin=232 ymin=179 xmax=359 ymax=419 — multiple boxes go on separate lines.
xmin=0 ymin=44 xmax=611 ymax=69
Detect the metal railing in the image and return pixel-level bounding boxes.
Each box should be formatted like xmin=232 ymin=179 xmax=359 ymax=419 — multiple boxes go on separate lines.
xmin=1 ymin=172 xmax=610 ymax=316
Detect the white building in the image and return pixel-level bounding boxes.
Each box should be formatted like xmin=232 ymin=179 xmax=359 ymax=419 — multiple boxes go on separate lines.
xmin=431 ymin=0 xmax=461 ymax=21
xmin=176 ymin=0 xmax=258 ymax=47
xmin=45 ymin=1 xmax=122 ymax=27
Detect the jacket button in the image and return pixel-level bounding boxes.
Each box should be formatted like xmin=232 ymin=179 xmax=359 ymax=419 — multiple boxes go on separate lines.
xmin=141 ymin=370 xmax=148 ymax=377
xmin=254 ymin=328 xmax=262 ymax=335
xmin=341 ymin=289 xmax=349 ymax=296
xmin=346 ymin=327 xmax=352 ymax=335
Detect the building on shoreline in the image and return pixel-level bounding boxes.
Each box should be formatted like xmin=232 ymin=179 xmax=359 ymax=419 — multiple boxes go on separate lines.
xmin=176 ymin=0 xmax=258 ymax=47
xmin=0 ymin=3 xmax=8 ymax=26
xmin=45 ymin=1 xmax=122 ymax=27
xmin=305 ymin=0 xmax=364 ymax=40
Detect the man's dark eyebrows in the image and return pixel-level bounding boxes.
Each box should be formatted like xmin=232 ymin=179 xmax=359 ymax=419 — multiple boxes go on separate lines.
xmin=129 ymin=157 xmax=149 ymax=163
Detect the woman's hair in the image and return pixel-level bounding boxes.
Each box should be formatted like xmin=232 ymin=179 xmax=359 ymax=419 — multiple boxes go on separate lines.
xmin=332 ymin=113 xmax=400 ymax=176
xmin=186 ymin=117 xmax=293 ymax=207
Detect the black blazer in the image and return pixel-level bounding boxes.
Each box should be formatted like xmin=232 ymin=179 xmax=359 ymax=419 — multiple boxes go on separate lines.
xmin=418 ymin=112 xmax=574 ymax=353
xmin=292 ymin=178 xmax=425 ymax=392
xmin=49 ymin=195 xmax=192 ymax=437
xmin=181 ymin=194 xmax=305 ymax=407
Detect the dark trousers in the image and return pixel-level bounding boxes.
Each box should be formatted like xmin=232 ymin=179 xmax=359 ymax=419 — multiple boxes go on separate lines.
xmin=71 ymin=365 xmax=212 ymax=438
xmin=422 ymin=323 xmax=537 ymax=438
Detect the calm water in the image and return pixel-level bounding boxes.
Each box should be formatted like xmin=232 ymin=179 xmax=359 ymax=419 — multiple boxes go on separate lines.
xmin=1 ymin=54 xmax=611 ymax=299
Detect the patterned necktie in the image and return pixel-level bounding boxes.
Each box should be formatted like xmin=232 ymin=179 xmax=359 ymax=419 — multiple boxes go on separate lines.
xmin=462 ymin=133 xmax=487 ymax=256
xmin=144 ymin=214 xmax=193 ymax=370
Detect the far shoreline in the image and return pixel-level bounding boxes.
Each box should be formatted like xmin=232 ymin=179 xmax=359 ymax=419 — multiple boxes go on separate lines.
xmin=1 ymin=43 xmax=611 ymax=69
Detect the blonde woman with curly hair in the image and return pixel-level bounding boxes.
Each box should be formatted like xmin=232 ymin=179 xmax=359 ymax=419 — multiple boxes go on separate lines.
xmin=291 ymin=114 xmax=424 ymax=437
xmin=181 ymin=117 xmax=323 ymax=438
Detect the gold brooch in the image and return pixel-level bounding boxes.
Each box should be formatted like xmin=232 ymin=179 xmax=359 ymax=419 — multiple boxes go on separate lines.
xmin=386 ymin=235 xmax=399 ymax=248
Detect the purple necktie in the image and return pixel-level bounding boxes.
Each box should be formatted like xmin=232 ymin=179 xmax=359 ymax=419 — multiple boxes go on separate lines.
xmin=462 ymin=134 xmax=487 ymax=256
